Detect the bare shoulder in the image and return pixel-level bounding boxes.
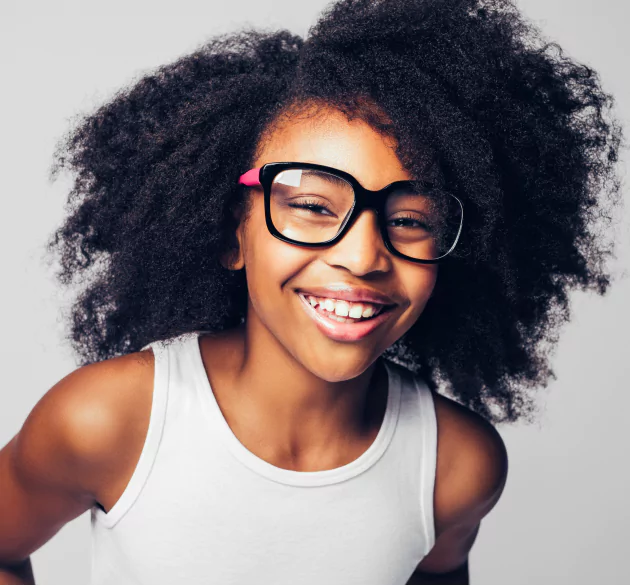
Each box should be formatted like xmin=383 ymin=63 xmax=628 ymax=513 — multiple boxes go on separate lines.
xmin=0 ymin=349 xmax=155 ymax=563
xmin=410 ymin=390 xmax=508 ymax=578
xmin=432 ymin=390 xmax=509 ymax=529
xmin=13 ymin=348 xmax=155 ymax=507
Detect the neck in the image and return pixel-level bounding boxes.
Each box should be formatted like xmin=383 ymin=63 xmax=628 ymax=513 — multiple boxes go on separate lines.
xmin=201 ymin=314 xmax=388 ymax=471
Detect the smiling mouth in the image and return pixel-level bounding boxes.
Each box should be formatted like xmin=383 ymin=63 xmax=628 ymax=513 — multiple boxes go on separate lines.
xmin=298 ymin=292 xmax=395 ymax=323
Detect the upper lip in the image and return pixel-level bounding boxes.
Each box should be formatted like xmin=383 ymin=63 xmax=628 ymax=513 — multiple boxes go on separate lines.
xmin=295 ymin=284 xmax=397 ymax=306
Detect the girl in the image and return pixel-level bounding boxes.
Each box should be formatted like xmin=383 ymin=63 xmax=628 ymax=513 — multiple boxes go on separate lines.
xmin=0 ymin=0 xmax=624 ymax=584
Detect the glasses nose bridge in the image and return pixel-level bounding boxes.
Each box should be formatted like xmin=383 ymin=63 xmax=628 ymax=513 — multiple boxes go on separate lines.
xmin=338 ymin=183 xmax=388 ymax=242
xmin=339 ymin=189 xmax=387 ymax=249
xmin=353 ymin=184 xmax=388 ymax=213
xmin=330 ymin=196 xmax=391 ymax=273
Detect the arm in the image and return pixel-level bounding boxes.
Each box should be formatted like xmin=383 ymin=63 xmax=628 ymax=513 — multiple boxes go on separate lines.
xmin=0 ymin=409 xmax=94 ymax=584
xmin=405 ymin=521 xmax=478 ymax=585
xmin=406 ymin=559 xmax=469 ymax=585
xmin=0 ymin=559 xmax=35 ymax=586
xmin=406 ymin=408 xmax=509 ymax=585
xmin=0 ymin=352 xmax=153 ymax=584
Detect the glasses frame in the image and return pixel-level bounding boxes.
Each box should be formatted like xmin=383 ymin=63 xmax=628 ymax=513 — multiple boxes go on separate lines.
xmin=238 ymin=161 xmax=464 ymax=264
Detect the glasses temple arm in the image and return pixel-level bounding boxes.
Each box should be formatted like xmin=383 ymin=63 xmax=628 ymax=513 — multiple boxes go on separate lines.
xmin=238 ymin=167 xmax=262 ymax=186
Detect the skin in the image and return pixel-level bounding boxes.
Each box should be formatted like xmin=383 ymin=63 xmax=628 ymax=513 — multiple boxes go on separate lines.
xmin=0 ymin=103 xmax=508 ymax=584
xmin=213 ymin=104 xmax=439 ymax=470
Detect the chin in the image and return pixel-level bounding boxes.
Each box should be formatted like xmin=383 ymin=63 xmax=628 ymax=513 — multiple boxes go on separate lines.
xmin=297 ymin=348 xmax=382 ymax=383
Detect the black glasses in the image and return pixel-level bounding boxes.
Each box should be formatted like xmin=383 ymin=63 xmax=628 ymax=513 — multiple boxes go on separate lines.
xmin=238 ymin=162 xmax=464 ymax=264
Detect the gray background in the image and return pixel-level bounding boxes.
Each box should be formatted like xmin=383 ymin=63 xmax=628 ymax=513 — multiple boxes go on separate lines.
xmin=1 ymin=1 xmax=628 ymax=584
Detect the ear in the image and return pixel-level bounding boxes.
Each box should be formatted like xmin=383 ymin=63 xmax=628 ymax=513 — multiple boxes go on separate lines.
xmin=219 ymin=246 xmax=244 ymax=271
xmin=219 ymin=206 xmax=245 ymax=271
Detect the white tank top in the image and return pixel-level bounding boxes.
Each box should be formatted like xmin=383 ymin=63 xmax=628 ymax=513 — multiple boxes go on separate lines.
xmin=90 ymin=331 xmax=438 ymax=585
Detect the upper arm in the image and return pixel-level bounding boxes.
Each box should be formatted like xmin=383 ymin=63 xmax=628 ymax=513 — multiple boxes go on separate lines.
xmin=0 ymin=350 xmax=153 ymax=565
xmin=412 ymin=399 xmax=509 ymax=577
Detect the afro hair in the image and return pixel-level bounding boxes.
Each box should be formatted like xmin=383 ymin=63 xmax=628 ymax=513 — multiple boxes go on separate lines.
xmin=46 ymin=0 xmax=625 ymax=425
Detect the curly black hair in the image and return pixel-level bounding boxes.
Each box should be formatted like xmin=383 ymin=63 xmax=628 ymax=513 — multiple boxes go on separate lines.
xmin=45 ymin=0 xmax=625 ymax=425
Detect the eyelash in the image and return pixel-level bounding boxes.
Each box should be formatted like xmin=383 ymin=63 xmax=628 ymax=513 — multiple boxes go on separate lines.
xmin=388 ymin=214 xmax=429 ymax=230
xmin=288 ymin=198 xmax=335 ymax=216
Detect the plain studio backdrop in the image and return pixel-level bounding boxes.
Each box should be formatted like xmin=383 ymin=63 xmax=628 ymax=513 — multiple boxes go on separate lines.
xmin=1 ymin=1 xmax=628 ymax=584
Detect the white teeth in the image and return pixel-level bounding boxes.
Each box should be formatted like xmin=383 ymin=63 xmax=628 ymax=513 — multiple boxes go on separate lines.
xmin=300 ymin=292 xmax=386 ymax=321
xmin=348 ymin=304 xmax=363 ymax=319
xmin=329 ymin=314 xmax=352 ymax=323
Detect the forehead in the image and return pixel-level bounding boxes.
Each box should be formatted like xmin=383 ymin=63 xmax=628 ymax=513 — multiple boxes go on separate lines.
xmin=252 ymin=104 xmax=412 ymax=190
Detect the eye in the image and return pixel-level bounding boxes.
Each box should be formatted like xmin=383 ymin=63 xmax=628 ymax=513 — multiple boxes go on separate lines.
xmin=287 ymin=197 xmax=337 ymax=217
xmin=387 ymin=213 xmax=433 ymax=232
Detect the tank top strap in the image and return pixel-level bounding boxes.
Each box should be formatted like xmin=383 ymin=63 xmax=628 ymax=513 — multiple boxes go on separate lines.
xmin=411 ymin=370 xmax=438 ymax=554
xmin=384 ymin=360 xmax=438 ymax=556
xmin=92 ymin=338 xmax=170 ymax=528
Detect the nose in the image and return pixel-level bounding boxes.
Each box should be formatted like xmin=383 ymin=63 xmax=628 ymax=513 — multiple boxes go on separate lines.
xmin=322 ymin=209 xmax=392 ymax=276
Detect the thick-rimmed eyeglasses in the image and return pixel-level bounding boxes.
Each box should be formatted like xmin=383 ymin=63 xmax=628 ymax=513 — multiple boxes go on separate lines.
xmin=238 ymin=161 xmax=463 ymax=264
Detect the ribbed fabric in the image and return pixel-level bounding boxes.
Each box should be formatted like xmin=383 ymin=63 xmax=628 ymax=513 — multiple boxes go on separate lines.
xmin=90 ymin=331 xmax=438 ymax=585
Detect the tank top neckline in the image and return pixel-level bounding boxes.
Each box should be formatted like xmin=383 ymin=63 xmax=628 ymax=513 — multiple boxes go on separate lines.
xmin=188 ymin=331 xmax=403 ymax=487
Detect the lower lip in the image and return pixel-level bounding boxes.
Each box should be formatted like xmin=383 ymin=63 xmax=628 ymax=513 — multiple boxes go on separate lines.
xmin=296 ymin=292 xmax=396 ymax=342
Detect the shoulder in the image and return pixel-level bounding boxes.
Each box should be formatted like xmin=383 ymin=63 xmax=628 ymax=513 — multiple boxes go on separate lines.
xmin=14 ymin=348 xmax=155 ymax=501
xmin=431 ymin=390 xmax=508 ymax=529
xmin=409 ymin=387 xmax=508 ymax=576
xmin=396 ymin=365 xmax=508 ymax=528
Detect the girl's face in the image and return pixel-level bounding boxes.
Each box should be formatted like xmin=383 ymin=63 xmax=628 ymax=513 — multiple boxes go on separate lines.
xmin=232 ymin=105 xmax=437 ymax=382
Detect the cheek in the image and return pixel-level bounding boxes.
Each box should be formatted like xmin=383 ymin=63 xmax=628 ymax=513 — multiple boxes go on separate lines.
xmin=399 ymin=265 xmax=438 ymax=318
xmin=241 ymin=204 xmax=312 ymax=306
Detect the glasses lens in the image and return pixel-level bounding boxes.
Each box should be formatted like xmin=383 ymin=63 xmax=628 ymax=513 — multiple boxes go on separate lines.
xmin=384 ymin=184 xmax=462 ymax=261
xmin=270 ymin=168 xmax=354 ymax=243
